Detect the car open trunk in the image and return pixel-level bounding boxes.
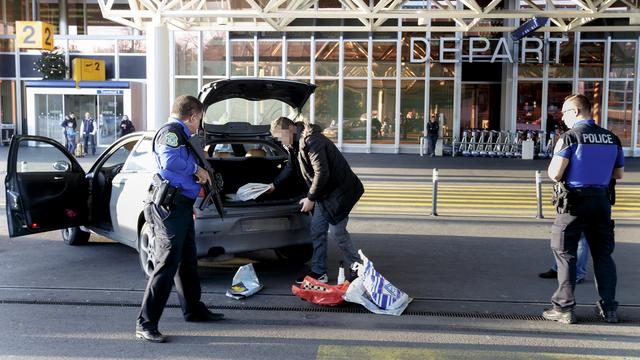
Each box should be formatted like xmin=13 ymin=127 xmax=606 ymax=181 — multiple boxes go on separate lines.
xmin=206 ymin=147 xmax=306 ymax=207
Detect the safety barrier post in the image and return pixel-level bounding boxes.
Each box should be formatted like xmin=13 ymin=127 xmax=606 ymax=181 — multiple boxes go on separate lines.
xmin=535 ymin=170 xmax=544 ymax=219
xmin=431 ymin=168 xmax=439 ymax=216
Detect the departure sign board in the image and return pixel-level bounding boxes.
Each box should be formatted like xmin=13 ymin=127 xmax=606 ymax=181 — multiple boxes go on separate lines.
xmin=16 ymin=21 xmax=55 ymax=50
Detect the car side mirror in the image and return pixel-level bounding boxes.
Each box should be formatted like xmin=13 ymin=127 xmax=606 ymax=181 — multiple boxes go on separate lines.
xmin=52 ymin=161 xmax=71 ymax=172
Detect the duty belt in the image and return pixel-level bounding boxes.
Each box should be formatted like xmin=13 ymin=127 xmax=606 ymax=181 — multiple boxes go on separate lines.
xmin=569 ymin=187 xmax=608 ymax=196
xmin=173 ymin=193 xmax=196 ymax=206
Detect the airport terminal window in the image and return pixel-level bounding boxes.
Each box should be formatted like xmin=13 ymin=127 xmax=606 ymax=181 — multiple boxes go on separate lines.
xmin=372 ymin=42 xmax=397 ymax=78
xmin=314 ymin=80 xmax=339 ymax=143
xmin=175 ymin=78 xmax=198 ymax=97
xmin=203 ymin=31 xmax=226 ymax=76
xmin=430 ymin=80 xmax=454 ymax=137
xmin=231 ymin=40 xmax=255 ymax=77
xmin=68 ymin=40 xmax=115 ymax=54
xmin=548 ymin=33 xmax=574 ymax=79
xmin=35 ymin=94 xmax=64 ymax=144
xmin=579 ymin=41 xmax=605 ymax=79
xmin=123 ymin=139 xmax=155 ymax=172
xmin=315 ymin=41 xmax=340 ymax=77
xmin=118 ymin=40 xmax=146 ymax=54
xmin=175 ymin=31 xmax=198 ymax=76
xmin=343 ymin=41 xmax=368 ymax=77
xmin=400 ymin=33 xmax=426 ymax=78
xmin=547 ymin=82 xmax=573 ymax=137
xmin=518 ymin=35 xmax=544 ymax=78
xmin=287 ymin=41 xmax=311 ymax=77
xmin=607 ymin=81 xmax=634 ymax=147
xmin=371 ymin=80 xmax=396 ymax=145
xmin=399 ymin=80 xmax=425 ymax=144
xmin=258 ymin=40 xmax=282 ymax=77
xmin=343 ymin=79 xmax=368 ymax=144
xmin=516 ymin=82 xmax=542 ymax=131
xmin=609 ymin=41 xmax=636 ymax=79
xmin=578 ymin=80 xmax=603 ymax=124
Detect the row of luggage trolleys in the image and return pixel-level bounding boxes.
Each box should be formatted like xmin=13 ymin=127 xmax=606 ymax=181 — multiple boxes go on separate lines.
xmin=450 ymin=129 xmax=556 ymax=159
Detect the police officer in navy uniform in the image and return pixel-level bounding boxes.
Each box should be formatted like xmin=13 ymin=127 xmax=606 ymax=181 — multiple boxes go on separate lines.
xmin=543 ymin=94 xmax=624 ymax=324
xmin=136 ymin=95 xmax=224 ymax=343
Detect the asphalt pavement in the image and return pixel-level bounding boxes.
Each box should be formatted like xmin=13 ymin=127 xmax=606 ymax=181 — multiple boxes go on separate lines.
xmin=1 ymin=145 xmax=639 ymax=359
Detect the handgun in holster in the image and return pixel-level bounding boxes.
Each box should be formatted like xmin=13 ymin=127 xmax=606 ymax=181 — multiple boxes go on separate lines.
xmin=552 ymin=182 xmax=571 ymax=214
xmin=149 ymin=173 xmax=178 ymax=207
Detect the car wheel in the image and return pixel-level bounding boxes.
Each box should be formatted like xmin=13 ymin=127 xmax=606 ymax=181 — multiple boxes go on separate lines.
xmin=61 ymin=227 xmax=90 ymax=246
xmin=138 ymin=223 xmax=156 ymax=278
xmin=274 ymin=244 xmax=313 ymax=264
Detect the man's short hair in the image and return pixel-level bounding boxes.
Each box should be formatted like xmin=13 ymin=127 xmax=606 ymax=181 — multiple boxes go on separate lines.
xmin=271 ymin=116 xmax=295 ymax=133
xmin=565 ymin=94 xmax=592 ymax=115
xmin=172 ymin=95 xmax=203 ymax=119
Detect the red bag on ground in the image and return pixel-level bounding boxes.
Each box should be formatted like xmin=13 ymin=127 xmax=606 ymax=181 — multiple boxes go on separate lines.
xmin=291 ymin=276 xmax=350 ymax=306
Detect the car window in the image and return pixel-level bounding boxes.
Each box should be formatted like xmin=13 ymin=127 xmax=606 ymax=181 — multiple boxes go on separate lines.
xmin=123 ymin=139 xmax=156 ymax=172
xmin=206 ymin=142 xmax=285 ymax=158
xmin=102 ymin=139 xmax=137 ymax=168
xmin=16 ymin=140 xmax=75 ymax=173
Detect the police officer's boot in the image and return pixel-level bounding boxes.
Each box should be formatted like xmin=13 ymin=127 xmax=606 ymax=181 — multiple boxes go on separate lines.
xmin=595 ymin=301 xmax=619 ymax=323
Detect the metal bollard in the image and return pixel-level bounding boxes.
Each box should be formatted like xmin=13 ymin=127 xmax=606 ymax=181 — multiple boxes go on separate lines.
xmin=535 ymin=170 xmax=544 ymax=219
xmin=431 ymin=168 xmax=439 ymax=216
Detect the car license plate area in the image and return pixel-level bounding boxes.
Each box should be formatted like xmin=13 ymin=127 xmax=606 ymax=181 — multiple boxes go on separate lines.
xmin=241 ymin=218 xmax=289 ymax=232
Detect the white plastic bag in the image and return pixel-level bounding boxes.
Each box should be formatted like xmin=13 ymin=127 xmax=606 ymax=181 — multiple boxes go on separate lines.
xmin=343 ymin=250 xmax=412 ymax=316
xmin=235 ymin=183 xmax=271 ymax=201
xmin=225 ymin=263 xmax=263 ymax=300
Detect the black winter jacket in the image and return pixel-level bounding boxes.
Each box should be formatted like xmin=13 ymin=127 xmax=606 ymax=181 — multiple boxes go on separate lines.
xmin=298 ymin=124 xmax=364 ymax=224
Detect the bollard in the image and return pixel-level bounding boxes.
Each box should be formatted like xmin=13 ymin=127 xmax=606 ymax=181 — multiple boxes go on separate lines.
xmin=431 ymin=168 xmax=439 ymax=216
xmin=535 ymin=170 xmax=544 ymax=219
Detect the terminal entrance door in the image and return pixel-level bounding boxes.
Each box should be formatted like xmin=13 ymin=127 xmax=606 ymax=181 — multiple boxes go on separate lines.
xmin=460 ymin=83 xmax=500 ymax=132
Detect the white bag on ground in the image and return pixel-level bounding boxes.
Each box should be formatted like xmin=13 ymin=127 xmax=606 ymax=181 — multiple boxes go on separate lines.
xmin=225 ymin=263 xmax=263 ymax=300
xmin=343 ymin=250 xmax=412 ymax=316
xmin=236 ymin=183 xmax=271 ymax=201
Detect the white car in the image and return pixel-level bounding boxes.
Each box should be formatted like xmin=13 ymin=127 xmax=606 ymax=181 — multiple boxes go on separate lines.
xmin=5 ymin=79 xmax=316 ymax=276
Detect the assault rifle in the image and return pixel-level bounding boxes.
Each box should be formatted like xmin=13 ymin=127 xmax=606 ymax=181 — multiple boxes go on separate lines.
xmin=186 ymin=135 xmax=225 ymax=218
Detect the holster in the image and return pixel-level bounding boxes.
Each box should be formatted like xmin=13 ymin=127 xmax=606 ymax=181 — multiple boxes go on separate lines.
xmin=551 ymin=182 xmax=571 ymax=214
xmin=149 ymin=173 xmax=178 ymax=208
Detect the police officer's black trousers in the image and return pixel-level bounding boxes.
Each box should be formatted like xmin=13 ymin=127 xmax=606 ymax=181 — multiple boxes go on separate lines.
xmin=550 ymin=191 xmax=618 ymax=311
xmin=137 ymin=200 xmax=206 ymax=331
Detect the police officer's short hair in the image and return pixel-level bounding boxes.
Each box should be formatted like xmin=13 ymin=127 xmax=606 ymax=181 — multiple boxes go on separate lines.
xmin=565 ymin=94 xmax=592 ymax=115
xmin=271 ymin=116 xmax=295 ymax=133
xmin=172 ymin=95 xmax=203 ymax=119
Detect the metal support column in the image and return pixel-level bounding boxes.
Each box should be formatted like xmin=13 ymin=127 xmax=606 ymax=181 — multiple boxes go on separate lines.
xmin=145 ymin=19 xmax=170 ymax=130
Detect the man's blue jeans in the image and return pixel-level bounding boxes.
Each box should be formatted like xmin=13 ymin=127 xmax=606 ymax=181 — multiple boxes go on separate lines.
xmin=552 ymin=233 xmax=590 ymax=281
xmin=310 ymin=201 xmax=360 ymax=275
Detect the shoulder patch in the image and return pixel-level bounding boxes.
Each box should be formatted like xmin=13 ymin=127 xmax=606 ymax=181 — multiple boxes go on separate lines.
xmin=165 ymin=132 xmax=179 ymax=147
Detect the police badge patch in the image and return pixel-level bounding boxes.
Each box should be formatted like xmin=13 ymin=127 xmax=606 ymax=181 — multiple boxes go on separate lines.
xmin=165 ymin=132 xmax=179 ymax=147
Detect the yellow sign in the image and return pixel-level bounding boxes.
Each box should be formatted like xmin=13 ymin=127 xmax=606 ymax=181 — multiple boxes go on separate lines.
xmin=16 ymin=21 xmax=55 ymax=50
xmin=72 ymin=58 xmax=106 ymax=82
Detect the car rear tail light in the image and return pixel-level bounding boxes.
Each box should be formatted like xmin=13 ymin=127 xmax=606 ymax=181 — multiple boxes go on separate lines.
xmin=30 ymin=223 xmax=40 ymax=229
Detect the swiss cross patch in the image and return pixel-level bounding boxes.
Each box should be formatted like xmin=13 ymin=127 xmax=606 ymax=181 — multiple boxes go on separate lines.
xmin=165 ymin=132 xmax=179 ymax=147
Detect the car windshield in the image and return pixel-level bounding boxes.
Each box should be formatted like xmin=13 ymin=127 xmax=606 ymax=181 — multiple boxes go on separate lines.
xmin=204 ymin=98 xmax=299 ymax=126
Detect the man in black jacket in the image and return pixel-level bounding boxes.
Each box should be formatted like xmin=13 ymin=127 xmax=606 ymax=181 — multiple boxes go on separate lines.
xmin=267 ymin=117 xmax=307 ymax=198
xmin=426 ymin=115 xmax=439 ymax=157
xmin=296 ymin=123 xmax=364 ymax=283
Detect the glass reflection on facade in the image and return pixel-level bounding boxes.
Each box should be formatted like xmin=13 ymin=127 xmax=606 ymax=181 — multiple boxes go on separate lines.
xmin=430 ymin=80 xmax=454 ymax=137
xmin=517 ymin=82 xmax=543 ymax=131
xmin=35 ymin=94 xmax=64 ymax=143
xmin=314 ymin=80 xmax=339 ymax=142
xmin=371 ymin=80 xmax=396 ymax=144
xmin=287 ymin=41 xmax=311 ymax=77
xmin=343 ymin=79 xmax=368 ymax=144
xmin=579 ymin=41 xmax=605 ymax=79
xmin=203 ymin=32 xmax=226 ymax=76
xmin=175 ymin=32 xmax=198 ymax=76
xmin=315 ymin=41 xmax=340 ymax=77
xmin=399 ymin=80 xmax=425 ymax=144
xmin=258 ymin=40 xmax=282 ymax=77
xmin=607 ymin=81 xmax=634 ymax=147
xmin=609 ymin=41 xmax=636 ymax=79
xmin=578 ymin=80 xmax=603 ymax=124
xmin=231 ymin=41 xmax=255 ymax=77
xmin=548 ymin=34 xmax=574 ymax=79
xmin=547 ymin=82 xmax=573 ymax=137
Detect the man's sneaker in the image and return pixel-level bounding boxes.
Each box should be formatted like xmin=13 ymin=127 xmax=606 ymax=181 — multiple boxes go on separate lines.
xmin=135 ymin=328 xmax=166 ymax=343
xmin=347 ymin=262 xmax=361 ymax=282
xmin=596 ymin=302 xmax=619 ymax=323
xmin=538 ymin=269 xmax=558 ymax=279
xmin=542 ymin=308 xmax=577 ymax=324
xmin=296 ymin=271 xmax=328 ymax=284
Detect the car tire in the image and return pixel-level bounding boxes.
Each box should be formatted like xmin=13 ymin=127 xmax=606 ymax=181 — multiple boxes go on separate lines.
xmin=61 ymin=227 xmax=90 ymax=246
xmin=138 ymin=223 xmax=156 ymax=278
xmin=274 ymin=244 xmax=313 ymax=264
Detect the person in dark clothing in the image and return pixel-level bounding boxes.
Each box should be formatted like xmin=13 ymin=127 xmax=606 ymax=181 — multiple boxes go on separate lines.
xmin=295 ymin=122 xmax=364 ymax=284
xmin=542 ymin=94 xmax=624 ymax=325
xmin=118 ymin=115 xmax=136 ymax=138
xmin=267 ymin=117 xmax=307 ymax=199
xmin=60 ymin=112 xmax=77 ymax=152
xmin=426 ymin=115 xmax=439 ymax=157
xmin=136 ymin=95 xmax=224 ymax=343
xmin=81 ymin=112 xmax=97 ymax=156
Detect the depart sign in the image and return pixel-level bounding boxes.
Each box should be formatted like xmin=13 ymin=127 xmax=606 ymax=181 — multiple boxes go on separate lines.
xmin=409 ymin=36 xmax=569 ymax=64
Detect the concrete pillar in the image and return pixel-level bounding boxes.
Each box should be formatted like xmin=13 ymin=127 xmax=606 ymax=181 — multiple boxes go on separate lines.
xmin=145 ymin=20 xmax=170 ymax=131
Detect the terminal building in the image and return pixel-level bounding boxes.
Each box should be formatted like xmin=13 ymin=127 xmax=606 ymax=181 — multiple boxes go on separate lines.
xmin=1 ymin=0 xmax=639 ymax=156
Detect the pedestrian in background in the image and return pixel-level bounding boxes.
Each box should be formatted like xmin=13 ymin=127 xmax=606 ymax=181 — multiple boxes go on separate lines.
xmin=81 ymin=112 xmax=97 ymax=156
xmin=136 ymin=95 xmax=224 ymax=343
xmin=118 ymin=115 xmax=136 ymax=138
xmin=426 ymin=115 xmax=439 ymax=157
xmin=64 ymin=120 xmax=77 ymax=154
xmin=542 ymin=94 xmax=624 ymax=325
xmin=295 ymin=121 xmax=364 ymax=284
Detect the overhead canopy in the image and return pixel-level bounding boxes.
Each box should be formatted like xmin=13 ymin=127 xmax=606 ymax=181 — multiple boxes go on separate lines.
xmin=98 ymin=0 xmax=640 ymax=33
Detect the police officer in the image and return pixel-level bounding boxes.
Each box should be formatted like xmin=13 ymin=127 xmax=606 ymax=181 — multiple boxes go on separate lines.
xmin=136 ymin=95 xmax=224 ymax=343
xmin=542 ymin=94 xmax=624 ymax=324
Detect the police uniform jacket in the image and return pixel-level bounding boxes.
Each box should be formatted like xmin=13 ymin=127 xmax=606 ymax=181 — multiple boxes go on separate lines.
xmin=154 ymin=118 xmax=200 ymax=199
xmin=555 ymin=119 xmax=624 ymax=188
